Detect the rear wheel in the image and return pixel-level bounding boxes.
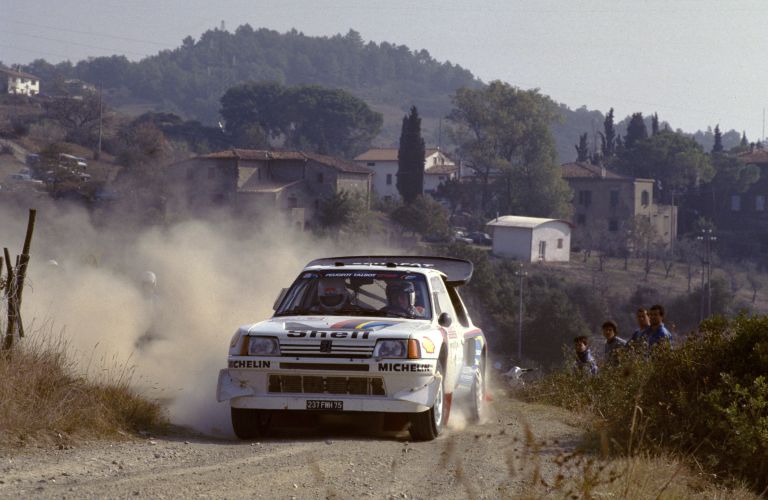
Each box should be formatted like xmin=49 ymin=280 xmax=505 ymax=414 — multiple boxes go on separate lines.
xmin=231 ymin=408 xmax=272 ymax=440
xmin=409 ymin=361 xmax=445 ymax=441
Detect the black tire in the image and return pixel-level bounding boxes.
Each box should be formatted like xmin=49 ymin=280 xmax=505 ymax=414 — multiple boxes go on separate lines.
xmin=231 ymin=408 xmax=271 ymax=440
xmin=409 ymin=361 xmax=445 ymax=441
xmin=469 ymin=366 xmax=486 ymax=423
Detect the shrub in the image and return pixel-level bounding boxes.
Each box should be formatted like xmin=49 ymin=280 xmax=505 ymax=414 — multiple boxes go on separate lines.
xmin=522 ymin=315 xmax=768 ymax=492
xmin=0 ymin=334 xmax=166 ymax=447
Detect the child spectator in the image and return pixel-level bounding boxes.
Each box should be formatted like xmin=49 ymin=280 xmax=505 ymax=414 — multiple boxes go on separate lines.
xmin=573 ymin=335 xmax=598 ymax=375
xmin=602 ymin=320 xmax=627 ymax=366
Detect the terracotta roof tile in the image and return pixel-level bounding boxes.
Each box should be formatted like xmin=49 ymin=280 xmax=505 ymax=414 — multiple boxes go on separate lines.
xmin=0 ymin=66 xmax=39 ymax=80
xmin=303 ymin=152 xmax=372 ymax=174
xmin=425 ymin=164 xmax=458 ymax=175
xmin=561 ymin=162 xmax=630 ymax=180
xmin=737 ymin=149 xmax=768 ymax=164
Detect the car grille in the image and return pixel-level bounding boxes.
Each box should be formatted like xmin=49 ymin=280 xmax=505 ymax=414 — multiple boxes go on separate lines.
xmin=280 ymin=341 xmax=375 ymax=358
xmin=268 ymin=375 xmax=385 ymax=396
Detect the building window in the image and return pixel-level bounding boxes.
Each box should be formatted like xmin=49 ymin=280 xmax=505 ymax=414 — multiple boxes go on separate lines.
xmin=207 ymin=167 xmax=216 ymax=180
xmin=641 ymin=190 xmax=650 ymax=206
xmin=557 ymin=238 xmax=563 ymax=249
xmin=640 ymin=191 xmax=651 ymax=207
xmin=383 ymin=195 xmax=392 ymax=202
xmin=578 ymin=190 xmax=592 ymax=207
xmin=731 ymin=195 xmax=741 ymax=211
xmin=610 ymin=190 xmax=619 ymax=208
xmin=288 ymin=196 xmax=298 ymax=208
xmin=386 ymin=173 xmax=392 ymax=185
xmin=756 ymin=195 xmax=765 ymax=211
xmin=576 ymin=214 xmax=586 ymax=225
xmin=608 ymin=219 xmax=619 ymax=232
xmin=367 ymin=162 xmax=375 ymax=167
xmin=317 ymin=172 xmax=324 ymax=183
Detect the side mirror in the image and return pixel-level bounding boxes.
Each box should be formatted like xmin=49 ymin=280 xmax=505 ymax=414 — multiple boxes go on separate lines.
xmin=272 ymin=288 xmax=288 ymax=311
xmin=438 ymin=312 xmax=453 ymax=327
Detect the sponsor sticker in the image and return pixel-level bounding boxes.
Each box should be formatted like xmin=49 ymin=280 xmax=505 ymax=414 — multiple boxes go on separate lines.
xmin=228 ymin=360 xmax=271 ymax=369
xmin=377 ymin=362 xmax=432 ymax=373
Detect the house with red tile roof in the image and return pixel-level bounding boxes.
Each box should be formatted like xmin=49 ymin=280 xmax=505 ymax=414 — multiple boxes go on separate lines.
xmin=166 ymin=149 xmax=372 ymax=228
xmin=561 ymin=161 xmax=677 ymax=250
xmin=0 ymin=67 xmax=40 ymax=96
xmin=354 ymin=147 xmax=457 ymax=201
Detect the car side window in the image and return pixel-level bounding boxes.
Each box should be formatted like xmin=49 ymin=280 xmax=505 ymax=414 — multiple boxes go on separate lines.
xmin=444 ymin=279 xmax=470 ymax=327
xmin=430 ymin=277 xmax=454 ymax=318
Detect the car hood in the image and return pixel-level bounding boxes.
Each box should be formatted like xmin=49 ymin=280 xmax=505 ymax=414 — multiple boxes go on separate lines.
xmin=239 ymin=315 xmax=432 ymax=340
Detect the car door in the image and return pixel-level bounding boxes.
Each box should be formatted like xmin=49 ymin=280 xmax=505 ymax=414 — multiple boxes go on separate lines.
xmin=430 ymin=276 xmax=462 ymax=391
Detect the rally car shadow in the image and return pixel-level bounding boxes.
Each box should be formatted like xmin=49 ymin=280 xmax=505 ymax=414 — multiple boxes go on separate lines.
xmin=237 ymin=411 xmax=413 ymax=442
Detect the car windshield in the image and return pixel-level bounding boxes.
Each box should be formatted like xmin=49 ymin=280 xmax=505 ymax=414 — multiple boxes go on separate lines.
xmin=274 ymin=270 xmax=432 ymax=319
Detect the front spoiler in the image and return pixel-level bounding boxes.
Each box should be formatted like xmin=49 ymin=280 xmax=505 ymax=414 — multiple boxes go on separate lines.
xmin=216 ymin=369 xmax=441 ymax=413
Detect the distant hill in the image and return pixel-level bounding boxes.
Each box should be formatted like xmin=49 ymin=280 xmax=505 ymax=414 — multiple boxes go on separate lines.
xmin=20 ymin=25 xmax=743 ymax=162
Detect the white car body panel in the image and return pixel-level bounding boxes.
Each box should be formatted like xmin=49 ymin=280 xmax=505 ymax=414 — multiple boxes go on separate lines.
xmin=217 ymin=259 xmax=486 ymax=420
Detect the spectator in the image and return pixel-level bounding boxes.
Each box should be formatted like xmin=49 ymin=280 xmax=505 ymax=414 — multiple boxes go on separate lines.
xmin=573 ymin=335 xmax=598 ymax=375
xmin=646 ymin=304 xmax=673 ymax=351
xmin=602 ymin=320 xmax=627 ymax=366
xmin=628 ymin=307 xmax=651 ymax=348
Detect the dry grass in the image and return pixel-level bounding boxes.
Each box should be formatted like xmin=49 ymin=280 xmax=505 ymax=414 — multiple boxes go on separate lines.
xmin=0 ymin=331 xmax=166 ymax=448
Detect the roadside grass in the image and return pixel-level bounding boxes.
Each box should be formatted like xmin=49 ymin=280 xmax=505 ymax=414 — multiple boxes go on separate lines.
xmin=515 ymin=314 xmax=768 ymax=495
xmin=0 ymin=330 xmax=166 ymax=448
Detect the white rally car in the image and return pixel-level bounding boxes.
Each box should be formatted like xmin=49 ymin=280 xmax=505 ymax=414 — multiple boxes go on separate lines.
xmin=217 ymin=256 xmax=487 ymax=441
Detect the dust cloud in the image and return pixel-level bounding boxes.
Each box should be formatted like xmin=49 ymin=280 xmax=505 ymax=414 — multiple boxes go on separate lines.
xmin=2 ymin=202 xmax=399 ymax=436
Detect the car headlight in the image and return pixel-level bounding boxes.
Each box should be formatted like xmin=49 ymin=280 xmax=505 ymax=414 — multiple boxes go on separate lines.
xmin=245 ymin=336 xmax=280 ymax=356
xmin=374 ymin=339 xmax=408 ymax=358
xmin=374 ymin=339 xmax=422 ymax=359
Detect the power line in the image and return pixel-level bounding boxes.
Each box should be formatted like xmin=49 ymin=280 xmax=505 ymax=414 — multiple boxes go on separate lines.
xmin=1 ymin=30 xmax=153 ymax=58
xmin=4 ymin=19 xmax=177 ymax=48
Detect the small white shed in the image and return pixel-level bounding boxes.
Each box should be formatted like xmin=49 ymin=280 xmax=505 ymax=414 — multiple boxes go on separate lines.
xmin=486 ymin=215 xmax=572 ymax=262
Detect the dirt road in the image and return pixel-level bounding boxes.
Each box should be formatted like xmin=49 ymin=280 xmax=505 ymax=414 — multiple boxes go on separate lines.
xmin=0 ymin=394 xmax=586 ymax=499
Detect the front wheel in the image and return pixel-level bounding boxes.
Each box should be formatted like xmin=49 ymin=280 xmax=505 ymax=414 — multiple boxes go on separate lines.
xmin=231 ymin=408 xmax=272 ymax=440
xmin=409 ymin=361 xmax=445 ymax=441
xmin=469 ymin=367 xmax=486 ymax=423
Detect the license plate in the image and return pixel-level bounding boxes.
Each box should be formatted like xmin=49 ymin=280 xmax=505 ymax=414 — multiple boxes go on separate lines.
xmin=306 ymin=400 xmax=343 ymax=410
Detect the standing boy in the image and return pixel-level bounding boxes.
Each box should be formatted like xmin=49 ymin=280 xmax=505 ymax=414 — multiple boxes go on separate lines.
xmin=602 ymin=320 xmax=627 ymax=366
xmin=573 ymin=335 xmax=598 ymax=375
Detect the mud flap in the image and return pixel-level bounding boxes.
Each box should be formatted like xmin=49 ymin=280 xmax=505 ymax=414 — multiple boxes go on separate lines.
xmin=216 ymin=369 xmax=254 ymax=402
xmin=453 ymin=365 xmax=478 ymax=401
xmin=391 ymin=374 xmax=442 ymax=408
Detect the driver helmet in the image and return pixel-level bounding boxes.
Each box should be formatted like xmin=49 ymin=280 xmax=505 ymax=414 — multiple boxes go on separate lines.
xmin=386 ymin=281 xmax=416 ymax=309
xmin=141 ymin=270 xmax=157 ymax=288
xmin=318 ymin=277 xmax=349 ymax=312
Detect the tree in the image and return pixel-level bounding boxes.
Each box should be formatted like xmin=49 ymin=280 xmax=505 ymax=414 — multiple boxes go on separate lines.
xmin=390 ymin=195 xmax=450 ymax=237
xmin=575 ymin=132 xmax=589 ymax=162
xmin=741 ymin=131 xmax=749 ymax=147
xmin=651 ymin=113 xmax=659 ymax=136
xmin=316 ymin=190 xmax=360 ymax=234
xmin=624 ymin=112 xmax=648 ymax=150
xmin=220 ymin=82 xmax=382 ymax=157
xmin=613 ymin=129 xmax=715 ymax=203
xmin=600 ymin=107 xmax=616 ymax=158
xmin=396 ymin=106 xmax=426 ymax=203
xmin=448 ymin=81 xmax=571 ymax=218
xmin=44 ymin=91 xmax=106 ymax=146
xmin=712 ymin=124 xmax=724 ymax=153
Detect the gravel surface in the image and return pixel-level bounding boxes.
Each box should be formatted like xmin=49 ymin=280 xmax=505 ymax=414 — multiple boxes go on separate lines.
xmin=0 ymin=393 xmax=586 ymax=499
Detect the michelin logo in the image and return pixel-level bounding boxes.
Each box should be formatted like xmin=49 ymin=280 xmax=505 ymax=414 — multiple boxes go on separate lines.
xmin=378 ymin=363 xmax=432 ymax=373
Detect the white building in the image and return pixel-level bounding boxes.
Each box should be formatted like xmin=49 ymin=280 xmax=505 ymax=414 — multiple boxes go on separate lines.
xmin=486 ymin=215 xmax=572 ymax=262
xmin=354 ymin=148 xmax=457 ymax=202
xmin=0 ymin=67 xmax=40 ymax=96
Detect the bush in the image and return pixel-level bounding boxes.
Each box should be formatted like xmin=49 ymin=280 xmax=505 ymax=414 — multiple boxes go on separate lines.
xmin=0 ymin=334 xmax=166 ymax=447
xmin=522 ymin=315 xmax=768 ymax=492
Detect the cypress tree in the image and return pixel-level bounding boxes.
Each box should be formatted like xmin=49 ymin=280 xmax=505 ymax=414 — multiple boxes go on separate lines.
xmin=651 ymin=113 xmax=659 ymax=136
xmin=625 ymin=113 xmax=648 ymax=150
xmin=397 ymin=106 xmax=426 ymax=204
xmin=575 ymin=132 xmax=589 ymax=162
xmin=712 ymin=124 xmax=724 ymax=153
xmin=741 ymin=131 xmax=749 ymax=147
xmin=602 ymin=108 xmax=616 ymax=157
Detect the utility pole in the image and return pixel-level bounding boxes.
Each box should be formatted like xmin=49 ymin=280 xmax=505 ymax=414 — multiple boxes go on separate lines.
xmin=514 ymin=264 xmax=528 ymax=360
xmin=697 ymin=228 xmax=717 ymax=318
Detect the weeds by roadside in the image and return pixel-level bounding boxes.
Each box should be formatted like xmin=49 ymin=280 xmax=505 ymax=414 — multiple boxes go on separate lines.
xmin=517 ymin=314 xmax=768 ymax=494
xmin=0 ymin=330 xmax=166 ymax=448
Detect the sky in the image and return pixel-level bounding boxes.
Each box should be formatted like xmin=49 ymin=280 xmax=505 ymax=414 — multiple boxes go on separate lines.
xmin=2 ymin=0 xmax=767 ymax=139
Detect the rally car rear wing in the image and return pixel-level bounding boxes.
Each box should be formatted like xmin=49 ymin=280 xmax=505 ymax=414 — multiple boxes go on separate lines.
xmin=304 ymin=255 xmax=474 ymax=286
